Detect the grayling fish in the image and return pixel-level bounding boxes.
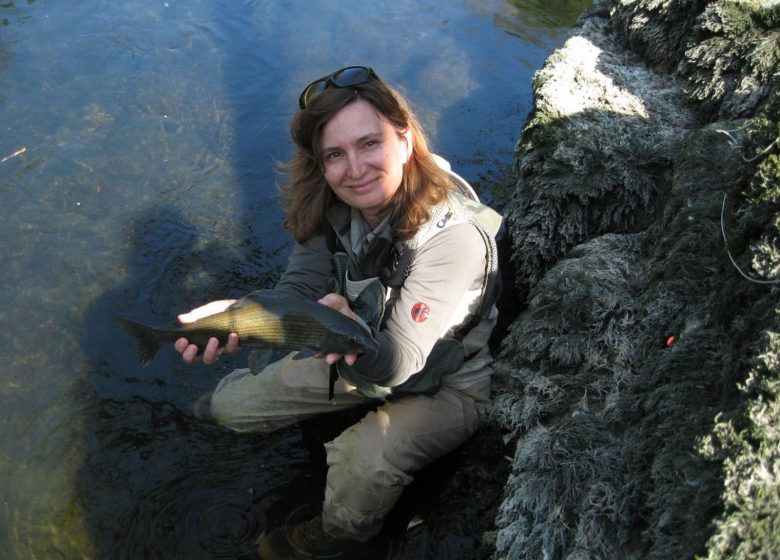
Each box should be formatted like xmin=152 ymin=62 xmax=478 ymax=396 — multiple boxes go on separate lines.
xmin=117 ymin=292 xmax=378 ymax=365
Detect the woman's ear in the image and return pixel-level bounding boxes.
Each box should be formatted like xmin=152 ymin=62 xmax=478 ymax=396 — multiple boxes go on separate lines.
xmin=401 ymin=129 xmax=413 ymax=163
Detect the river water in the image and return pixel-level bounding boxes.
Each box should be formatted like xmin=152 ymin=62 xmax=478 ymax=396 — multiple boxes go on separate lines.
xmin=0 ymin=1 xmax=587 ymax=558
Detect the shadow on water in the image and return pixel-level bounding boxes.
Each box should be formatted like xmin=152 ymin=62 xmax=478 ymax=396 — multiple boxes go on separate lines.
xmin=73 ymin=205 xmax=311 ymax=560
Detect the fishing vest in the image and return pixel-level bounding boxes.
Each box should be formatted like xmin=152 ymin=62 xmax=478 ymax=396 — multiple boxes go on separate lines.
xmin=326 ymin=169 xmax=502 ymax=399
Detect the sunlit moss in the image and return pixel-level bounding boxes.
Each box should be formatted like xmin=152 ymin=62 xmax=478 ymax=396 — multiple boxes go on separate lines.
xmin=699 ymin=330 xmax=780 ymax=559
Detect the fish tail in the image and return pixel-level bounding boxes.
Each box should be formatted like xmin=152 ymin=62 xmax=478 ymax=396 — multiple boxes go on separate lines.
xmin=115 ymin=317 xmax=161 ymax=365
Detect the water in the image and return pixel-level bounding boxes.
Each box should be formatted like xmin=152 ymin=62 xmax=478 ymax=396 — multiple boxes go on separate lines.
xmin=0 ymin=1 xmax=588 ymax=558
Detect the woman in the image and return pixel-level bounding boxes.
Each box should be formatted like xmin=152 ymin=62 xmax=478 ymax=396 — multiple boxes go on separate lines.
xmin=174 ymin=66 xmax=501 ymax=558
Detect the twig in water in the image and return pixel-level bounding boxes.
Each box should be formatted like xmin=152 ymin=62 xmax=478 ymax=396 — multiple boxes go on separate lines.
xmin=0 ymin=147 xmax=27 ymax=163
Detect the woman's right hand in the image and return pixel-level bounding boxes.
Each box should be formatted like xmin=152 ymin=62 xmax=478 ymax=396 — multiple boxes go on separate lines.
xmin=317 ymin=293 xmax=359 ymax=366
xmin=174 ymin=299 xmax=239 ymax=365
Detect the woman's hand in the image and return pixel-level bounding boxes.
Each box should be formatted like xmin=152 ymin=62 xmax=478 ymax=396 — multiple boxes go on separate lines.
xmin=317 ymin=293 xmax=358 ymax=366
xmin=174 ymin=299 xmax=239 ymax=365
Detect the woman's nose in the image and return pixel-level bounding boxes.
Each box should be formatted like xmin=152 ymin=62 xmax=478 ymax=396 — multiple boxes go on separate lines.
xmin=346 ymin=152 xmax=365 ymax=178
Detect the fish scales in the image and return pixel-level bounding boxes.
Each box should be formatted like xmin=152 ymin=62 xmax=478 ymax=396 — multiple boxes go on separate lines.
xmin=191 ymin=306 xmax=331 ymax=349
xmin=116 ymin=292 xmax=379 ymax=365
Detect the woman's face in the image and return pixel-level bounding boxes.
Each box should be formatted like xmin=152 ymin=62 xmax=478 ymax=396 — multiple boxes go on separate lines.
xmin=320 ymin=98 xmax=412 ymax=225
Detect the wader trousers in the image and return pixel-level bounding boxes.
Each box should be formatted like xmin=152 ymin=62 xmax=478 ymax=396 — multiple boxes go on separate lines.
xmin=208 ymin=353 xmax=491 ymax=541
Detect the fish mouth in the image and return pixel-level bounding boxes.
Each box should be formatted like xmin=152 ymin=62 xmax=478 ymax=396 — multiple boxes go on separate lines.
xmin=361 ymin=336 xmax=380 ymax=354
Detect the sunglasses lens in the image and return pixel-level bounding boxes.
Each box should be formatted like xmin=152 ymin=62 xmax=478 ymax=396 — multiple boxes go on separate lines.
xmin=330 ymin=66 xmax=372 ymax=88
xmin=298 ymin=66 xmax=376 ymax=109
xmin=300 ymin=80 xmax=328 ymax=106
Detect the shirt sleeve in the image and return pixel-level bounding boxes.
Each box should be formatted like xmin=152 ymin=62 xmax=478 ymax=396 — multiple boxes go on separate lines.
xmin=352 ymin=222 xmax=487 ymax=386
xmin=249 ymin=235 xmax=335 ymax=301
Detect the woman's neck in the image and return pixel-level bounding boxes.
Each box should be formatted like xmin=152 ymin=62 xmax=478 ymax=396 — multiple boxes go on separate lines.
xmin=360 ymin=210 xmax=381 ymax=229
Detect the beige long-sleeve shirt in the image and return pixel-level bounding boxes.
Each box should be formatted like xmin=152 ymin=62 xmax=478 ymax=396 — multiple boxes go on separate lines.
xmin=267 ymin=195 xmax=498 ymax=390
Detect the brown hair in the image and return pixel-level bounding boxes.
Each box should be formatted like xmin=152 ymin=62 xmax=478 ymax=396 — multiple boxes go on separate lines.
xmin=279 ymin=78 xmax=454 ymax=243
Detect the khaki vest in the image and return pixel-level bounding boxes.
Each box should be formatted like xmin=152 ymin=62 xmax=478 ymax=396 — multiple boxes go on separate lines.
xmin=332 ymin=190 xmax=502 ymax=398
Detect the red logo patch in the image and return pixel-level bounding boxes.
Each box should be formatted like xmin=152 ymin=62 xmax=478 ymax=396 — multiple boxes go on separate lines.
xmin=411 ymin=302 xmax=430 ymax=323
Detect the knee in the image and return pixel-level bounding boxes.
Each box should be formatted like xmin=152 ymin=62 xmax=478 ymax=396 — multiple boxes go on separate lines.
xmin=325 ymin=429 xmax=413 ymax=491
xmin=208 ymin=387 xmax=256 ymax=432
xmin=207 ymin=370 xmax=290 ymax=433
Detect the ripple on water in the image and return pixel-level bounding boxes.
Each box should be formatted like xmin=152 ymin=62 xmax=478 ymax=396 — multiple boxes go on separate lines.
xmin=132 ymin=473 xmax=266 ymax=558
xmin=80 ymin=398 xmax=314 ymax=559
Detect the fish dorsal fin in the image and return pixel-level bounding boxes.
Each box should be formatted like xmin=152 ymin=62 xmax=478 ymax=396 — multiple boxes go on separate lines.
xmin=238 ymin=291 xmax=295 ymax=316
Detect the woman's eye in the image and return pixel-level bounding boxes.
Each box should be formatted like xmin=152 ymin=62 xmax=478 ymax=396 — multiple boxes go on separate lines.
xmin=325 ymin=151 xmax=342 ymax=162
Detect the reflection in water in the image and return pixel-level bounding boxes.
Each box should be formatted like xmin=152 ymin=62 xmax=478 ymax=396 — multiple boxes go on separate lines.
xmin=74 ymin=206 xmax=289 ymax=559
xmin=503 ymin=0 xmax=593 ymax=41
xmin=0 ymin=0 xmax=586 ymax=557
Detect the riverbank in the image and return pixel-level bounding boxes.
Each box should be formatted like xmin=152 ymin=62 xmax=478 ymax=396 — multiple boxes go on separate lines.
xmin=488 ymin=0 xmax=779 ymax=558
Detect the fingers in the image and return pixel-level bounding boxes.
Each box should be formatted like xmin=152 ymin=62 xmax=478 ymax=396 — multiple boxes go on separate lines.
xmin=318 ymin=294 xmax=357 ymax=365
xmin=224 ymin=332 xmax=239 ymax=355
xmin=323 ymin=352 xmax=339 ymax=364
xmin=201 ymin=337 xmax=221 ymax=365
xmin=175 ymin=299 xmax=240 ymax=366
xmin=206 ymin=333 xmax=240 ymax=363
xmin=182 ymin=344 xmax=201 ymax=364
xmin=318 ymin=293 xmax=347 ymax=309
xmin=175 ymin=337 xmax=202 ymax=365
xmin=318 ymin=293 xmax=356 ymax=320
xmin=174 ymin=333 xmax=239 ymax=365
xmin=324 ymin=352 xmax=357 ymax=366
xmin=343 ymin=353 xmax=357 ymax=366
xmin=174 ymin=337 xmax=189 ymax=354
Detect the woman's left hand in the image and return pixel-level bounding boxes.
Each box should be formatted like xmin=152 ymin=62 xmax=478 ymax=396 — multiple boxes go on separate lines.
xmin=317 ymin=293 xmax=358 ymax=366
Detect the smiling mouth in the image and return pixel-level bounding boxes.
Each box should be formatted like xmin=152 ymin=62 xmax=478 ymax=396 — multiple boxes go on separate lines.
xmin=347 ymin=178 xmax=377 ymax=191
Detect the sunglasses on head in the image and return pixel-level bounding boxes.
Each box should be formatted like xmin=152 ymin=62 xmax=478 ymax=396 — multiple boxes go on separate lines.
xmin=298 ymin=66 xmax=379 ymax=109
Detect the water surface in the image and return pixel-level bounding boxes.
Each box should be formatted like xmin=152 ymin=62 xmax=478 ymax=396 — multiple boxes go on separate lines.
xmin=0 ymin=1 xmax=588 ymax=557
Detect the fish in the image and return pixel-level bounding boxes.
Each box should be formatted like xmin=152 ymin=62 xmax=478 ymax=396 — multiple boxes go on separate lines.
xmin=116 ymin=292 xmax=379 ymax=365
